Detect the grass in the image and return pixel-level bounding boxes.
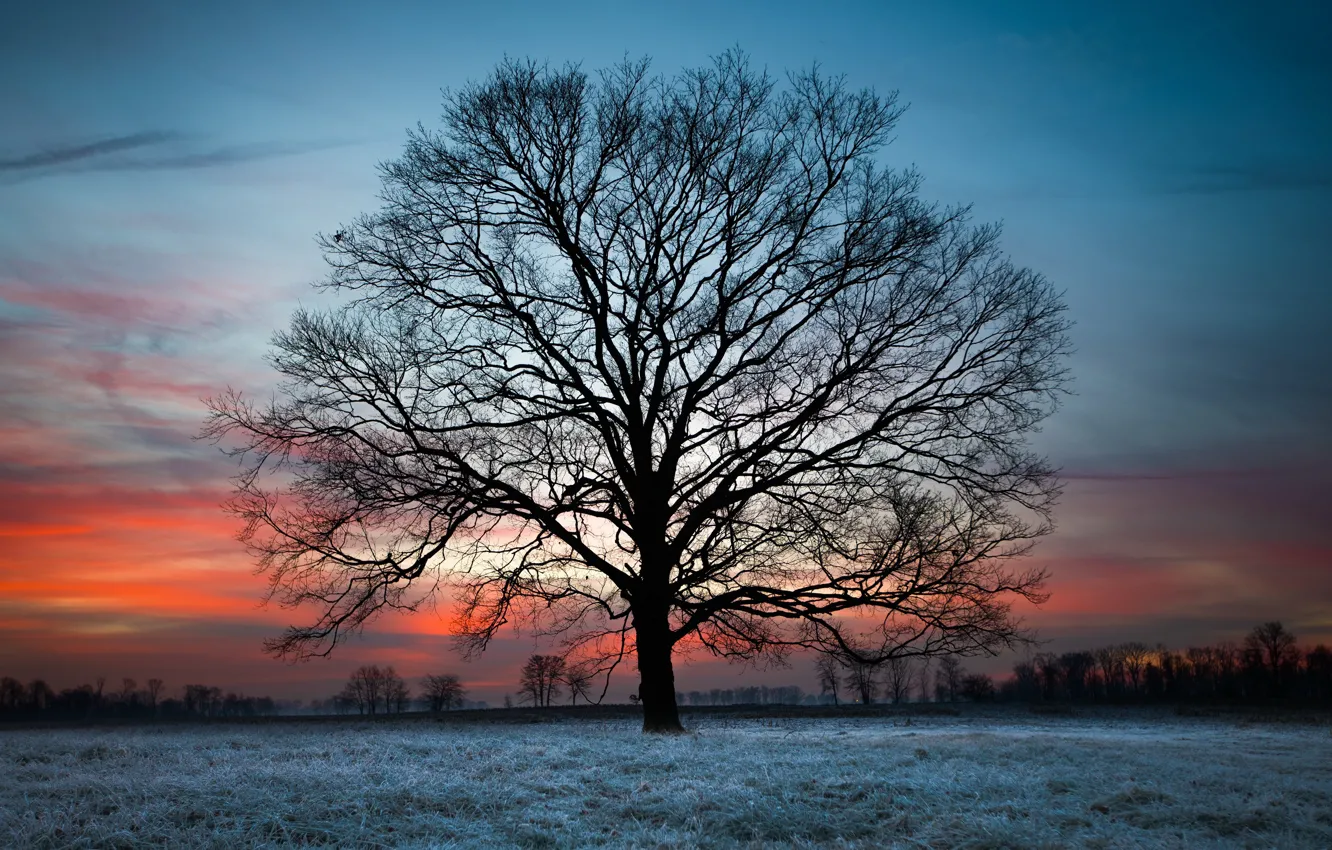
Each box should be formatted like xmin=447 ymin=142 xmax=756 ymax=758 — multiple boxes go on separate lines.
xmin=2 ymin=709 xmax=1330 ymax=848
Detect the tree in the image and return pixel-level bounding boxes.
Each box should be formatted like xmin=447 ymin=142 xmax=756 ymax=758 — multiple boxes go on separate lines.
xmin=0 ymin=677 xmax=25 ymax=712
xmin=1093 ymin=645 xmax=1124 ymax=699
xmin=844 ymin=658 xmax=879 ymax=705
xmin=384 ymin=666 xmax=411 ymax=713
xmin=1307 ymin=645 xmax=1332 ymax=701
xmin=1010 ymin=661 xmax=1040 ymax=702
xmin=1034 ymin=652 xmax=1062 ymax=700
xmin=562 ymin=661 xmax=600 ymax=705
xmin=935 ymin=655 xmax=964 ymax=702
xmin=340 ymin=665 xmax=399 ymax=715
xmin=960 ymin=672 xmax=994 ymax=701
xmin=518 ymin=654 xmax=567 ymax=707
xmin=423 ymin=674 xmax=467 ymax=711
xmin=204 ymin=52 xmax=1070 ymax=733
xmin=145 ymin=678 xmax=165 ymax=711
xmin=1058 ymin=651 xmax=1094 ymax=701
xmin=884 ymin=655 xmax=913 ymax=704
xmin=915 ymin=658 xmax=935 ymax=703
xmin=814 ymin=654 xmax=841 ymax=705
xmin=182 ymin=684 xmax=222 ymax=717
xmin=1120 ymin=643 xmax=1151 ymax=697
xmin=1214 ymin=641 xmax=1240 ymax=697
xmin=339 ymin=674 xmax=370 ymax=715
xmin=1244 ymin=621 xmax=1298 ymax=696
xmin=120 ymin=678 xmax=138 ymax=708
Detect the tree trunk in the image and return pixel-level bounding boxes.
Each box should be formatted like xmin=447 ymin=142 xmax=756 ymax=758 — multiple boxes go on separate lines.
xmin=635 ymin=603 xmax=684 ymax=734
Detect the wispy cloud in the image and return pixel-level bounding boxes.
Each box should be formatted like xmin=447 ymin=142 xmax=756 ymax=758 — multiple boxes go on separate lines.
xmin=1161 ymin=160 xmax=1332 ymax=195
xmin=1060 ymin=468 xmax=1269 ymax=482
xmin=0 ymin=131 xmax=181 ymax=171
xmin=0 ymin=131 xmax=348 ymax=181
xmin=94 ymin=139 xmax=349 ymax=171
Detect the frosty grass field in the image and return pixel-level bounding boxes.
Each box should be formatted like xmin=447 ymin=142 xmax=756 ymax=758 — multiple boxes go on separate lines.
xmin=3 ymin=709 xmax=1330 ymax=849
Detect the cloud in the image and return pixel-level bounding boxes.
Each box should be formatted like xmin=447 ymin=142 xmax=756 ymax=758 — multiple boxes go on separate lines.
xmin=0 ymin=131 xmax=348 ymax=181
xmin=0 ymin=131 xmax=180 ymax=171
xmin=1160 ymin=160 xmax=1332 ymax=195
xmin=1060 ymin=468 xmax=1268 ymax=483
xmin=990 ymin=159 xmax=1332 ymax=202
xmin=93 ymin=139 xmax=350 ymax=172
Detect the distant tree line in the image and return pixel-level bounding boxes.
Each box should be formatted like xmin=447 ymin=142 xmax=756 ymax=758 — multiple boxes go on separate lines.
xmin=798 ymin=621 xmax=1331 ymax=708
xmin=677 ymin=685 xmax=813 ymax=707
xmin=10 ymin=622 xmax=1325 ymax=722
xmin=328 ymin=666 xmax=475 ymax=715
xmin=0 ymin=676 xmax=280 ymax=721
xmin=810 ymin=646 xmax=990 ymax=706
xmin=321 ymin=622 xmax=1330 ymax=713
xmin=1001 ymin=622 xmax=1331 ymax=705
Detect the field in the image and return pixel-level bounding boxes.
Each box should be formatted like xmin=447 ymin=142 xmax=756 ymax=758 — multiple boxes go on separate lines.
xmin=3 ymin=708 xmax=1330 ymax=848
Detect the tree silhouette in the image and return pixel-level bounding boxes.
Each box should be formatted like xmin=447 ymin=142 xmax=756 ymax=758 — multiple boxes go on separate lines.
xmin=1244 ymin=621 xmax=1298 ymax=696
xmin=1120 ymin=642 xmax=1151 ymax=697
xmin=960 ymin=672 xmax=995 ymax=701
xmin=145 ymin=678 xmax=164 ymax=711
xmin=935 ymin=655 xmax=964 ymax=702
xmin=338 ymin=664 xmax=405 ymax=714
xmin=884 ymin=655 xmax=913 ymax=704
xmin=562 ymin=660 xmax=600 ymax=705
xmin=423 ymin=673 xmax=467 ymax=711
xmin=119 ymin=678 xmax=138 ymax=707
xmin=844 ymin=657 xmax=879 ymax=705
xmin=1093 ymin=645 xmax=1123 ymax=700
xmin=814 ymin=654 xmax=841 ymax=705
xmin=385 ymin=668 xmax=412 ymax=713
xmin=1034 ymin=652 xmax=1062 ymax=700
xmin=1058 ymin=651 xmax=1094 ymax=701
xmin=1307 ymin=645 xmax=1332 ymax=701
xmin=0 ymin=677 xmax=23 ymax=711
xmin=518 ymin=654 xmax=567 ymax=707
xmin=204 ymin=52 xmax=1070 ymax=732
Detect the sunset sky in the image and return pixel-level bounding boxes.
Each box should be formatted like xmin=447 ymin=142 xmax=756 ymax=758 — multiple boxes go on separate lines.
xmin=2 ymin=0 xmax=1329 ymax=704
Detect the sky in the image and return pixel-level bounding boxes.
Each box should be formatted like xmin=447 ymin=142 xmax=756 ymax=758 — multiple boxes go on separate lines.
xmin=1 ymin=0 xmax=1329 ymax=704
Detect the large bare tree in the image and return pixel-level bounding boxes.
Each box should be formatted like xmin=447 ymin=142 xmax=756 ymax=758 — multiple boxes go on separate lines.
xmin=205 ymin=52 xmax=1070 ymax=733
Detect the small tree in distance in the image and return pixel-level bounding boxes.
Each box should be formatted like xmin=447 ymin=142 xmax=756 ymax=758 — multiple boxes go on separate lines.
xmin=339 ymin=664 xmax=408 ymax=714
xmin=815 ymin=655 xmax=841 ymax=705
xmin=844 ymin=658 xmax=879 ymax=705
xmin=563 ymin=661 xmax=600 ymax=705
xmin=935 ymin=655 xmax=964 ymax=702
xmin=386 ymin=668 xmax=411 ymax=713
xmin=423 ymin=674 xmax=467 ymax=711
xmin=884 ymin=656 xmax=913 ymax=704
xmin=960 ymin=672 xmax=995 ymax=701
xmin=1244 ymin=621 xmax=1299 ymax=696
xmin=204 ymin=51 xmax=1071 ymax=733
xmin=519 ymin=654 xmax=566 ymax=707
xmin=145 ymin=678 xmax=164 ymax=712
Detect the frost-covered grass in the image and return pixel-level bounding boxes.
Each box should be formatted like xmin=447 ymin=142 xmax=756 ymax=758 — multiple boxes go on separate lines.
xmin=3 ymin=711 xmax=1330 ymax=848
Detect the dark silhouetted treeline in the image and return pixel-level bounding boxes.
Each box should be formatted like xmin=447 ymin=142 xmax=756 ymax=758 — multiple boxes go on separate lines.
xmin=1001 ymin=622 xmax=1332 ymax=705
xmin=676 ymin=685 xmax=812 ymax=707
xmin=7 ymin=623 xmax=1326 ymax=722
xmin=0 ymin=676 xmax=281 ymax=722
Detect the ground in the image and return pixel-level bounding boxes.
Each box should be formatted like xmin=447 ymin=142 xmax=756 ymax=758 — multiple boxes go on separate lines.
xmin=2 ymin=707 xmax=1330 ymax=848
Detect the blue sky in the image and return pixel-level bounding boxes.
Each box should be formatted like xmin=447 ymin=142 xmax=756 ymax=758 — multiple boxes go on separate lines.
xmin=1 ymin=0 xmax=1328 ymax=701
